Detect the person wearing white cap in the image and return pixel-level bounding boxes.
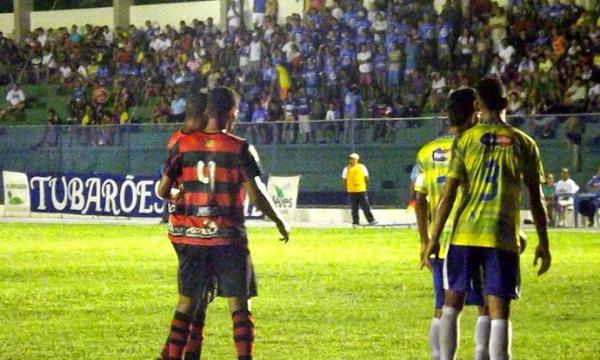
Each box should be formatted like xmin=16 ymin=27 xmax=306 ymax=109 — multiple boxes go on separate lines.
xmin=341 ymin=153 xmax=377 ymax=226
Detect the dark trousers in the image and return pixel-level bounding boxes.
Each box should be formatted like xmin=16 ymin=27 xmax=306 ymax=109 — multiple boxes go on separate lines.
xmin=349 ymin=192 xmax=375 ymax=225
xmin=579 ymin=197 xmax=600 ymax=223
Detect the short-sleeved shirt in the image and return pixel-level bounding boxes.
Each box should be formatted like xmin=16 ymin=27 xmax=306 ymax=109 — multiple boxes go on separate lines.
xmin=447 ymin=123 xmax=544 ymax=253
xmin=164 ymin=131 xmax=262 ymax=246
xmin=342 ymin=164 xmax=369 ymax=193
xmin=414 ymin=135 xmax=457 ymax=258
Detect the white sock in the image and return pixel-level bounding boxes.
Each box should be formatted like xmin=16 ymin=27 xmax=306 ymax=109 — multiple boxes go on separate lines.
xmin=429 ymin=317 xmax=441 ymax=360
xmin=439 ymin=306 xmax=460 ymax=360
xmin=489 ymin=319 xmax=512 ymax=360
xmin=474 ymin=315 xmax=491 ymax=360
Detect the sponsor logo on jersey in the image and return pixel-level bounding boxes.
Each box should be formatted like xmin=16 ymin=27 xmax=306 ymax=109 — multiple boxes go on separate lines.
xmin=206 ymin=139 xmax=215 ymax=148
xmin=432 ymin=148 xmax=450 ymax=162
xmin=480 ymin=133 xmax=513 ymax=147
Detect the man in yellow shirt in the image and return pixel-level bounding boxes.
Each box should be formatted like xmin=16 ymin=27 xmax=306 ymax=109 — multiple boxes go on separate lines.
xmin=342 ymin=153 xmax=376 ymax=226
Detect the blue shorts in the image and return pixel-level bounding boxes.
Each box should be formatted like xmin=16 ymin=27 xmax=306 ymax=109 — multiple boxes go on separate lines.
xmin=444 ymin=245 xmax=520 ymax=300
xmin=432 ymin=259 xmax=484 ymax=309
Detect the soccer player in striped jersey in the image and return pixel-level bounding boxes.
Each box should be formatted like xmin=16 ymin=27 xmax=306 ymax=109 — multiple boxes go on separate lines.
xmin=159 ymin=94 xmax=216 ymax=360
xmin=425 ymin=77 xmax=551 ymax=360
xmin=166 ymin=94 xmax=208 ymax=154
xmin=157 ymin=87 xmax=290 ymax=360
xmin=415 ymin=88 xmax=489 ymax=360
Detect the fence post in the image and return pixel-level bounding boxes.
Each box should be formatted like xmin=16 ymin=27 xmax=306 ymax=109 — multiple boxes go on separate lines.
xmin=350 ymin=118 xmax=356 ymax=152
xmin=58 ymin=125 xmax=64 ymax=173
xmin=127 ymin=124 xmax=132 ymax=173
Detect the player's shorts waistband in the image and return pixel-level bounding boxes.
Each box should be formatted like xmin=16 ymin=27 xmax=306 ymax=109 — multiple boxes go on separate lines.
xmin=168 ymin=203 xmax=243 ymax=218
xmin=168 ymin=224 xmax=247 ymax=240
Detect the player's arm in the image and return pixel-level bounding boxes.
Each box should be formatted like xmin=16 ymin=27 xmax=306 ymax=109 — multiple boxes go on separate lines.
xmin=243 ymin=179 xmax=290 ymax=242
xmin=414 ymin=191 xmax=431 ymax=270
xmin=425 ymin=177 xmax=459 ymax=268
xmin=524 ymin=141 xmax=551 ymax=275
xmin=157 ymin=147 xmax=183 ymax=201
xmin=526 ymin=181 xmax=551 ymax=275
xmin=241 ymin=143 xmax=290 ymax=242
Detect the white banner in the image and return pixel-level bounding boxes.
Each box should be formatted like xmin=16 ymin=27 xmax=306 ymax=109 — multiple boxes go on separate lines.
xmin=2 ymin=171 xmax=31 ymax=214
xmin=267 ymin=176 xmax=301 ymax=216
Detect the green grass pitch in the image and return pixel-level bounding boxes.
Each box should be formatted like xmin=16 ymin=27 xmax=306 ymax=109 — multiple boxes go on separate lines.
xmin=0 ymin=223 xmax=599 ymax=359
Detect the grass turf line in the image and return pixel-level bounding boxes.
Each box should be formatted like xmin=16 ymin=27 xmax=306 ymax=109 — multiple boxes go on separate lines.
xmin=0 ymin=224 xmax=598 ymax=359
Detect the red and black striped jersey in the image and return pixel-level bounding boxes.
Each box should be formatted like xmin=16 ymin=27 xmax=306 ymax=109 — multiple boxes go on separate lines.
xmin=167 ymin=130 xmax=187 ymax=154
xmin=163 ymin=130 xmax=262 ymax=246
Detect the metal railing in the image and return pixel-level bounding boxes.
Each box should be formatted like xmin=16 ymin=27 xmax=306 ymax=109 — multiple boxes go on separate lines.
xmin=0 ymin=114 xmax=598 ymax=207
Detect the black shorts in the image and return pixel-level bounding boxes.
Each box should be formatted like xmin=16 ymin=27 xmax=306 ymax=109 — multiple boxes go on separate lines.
xmin=173 ymin=243 xmax=258 ymax=299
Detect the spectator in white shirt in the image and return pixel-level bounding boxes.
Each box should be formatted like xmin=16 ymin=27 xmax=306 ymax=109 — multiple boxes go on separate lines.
xmin=0 ymin=83 xmax=26 ymax=120
xmin=325 ymin=102 xmax=340 ymax=142
xmin=227 ymin=0 xmax=242 ymax=36
xmin=498 ymin=38 xmax=516 ymax=65
xmin=555 ymin=168 xmax=580 ymax=226
xmin=42 ymin=48 xmax=58 ymax=80
xmin=249 ymin=34 xmax=264 ymax=71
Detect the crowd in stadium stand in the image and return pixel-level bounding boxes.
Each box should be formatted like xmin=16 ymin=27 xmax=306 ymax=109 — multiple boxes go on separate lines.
xmin=0 ymin=0 xmax=600 ymax=144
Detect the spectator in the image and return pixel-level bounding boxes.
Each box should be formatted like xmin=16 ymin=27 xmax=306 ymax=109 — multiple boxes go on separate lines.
xmin=250 ymin=101 xmax=268 ymax=144
xmin=32 ymin=108 xmax=61 ymax=148
xmin=578 ymin=165 xmax=600 ymax=227
xmin=296 ymin=88 xmax=312 ymax=143
xmin=253 ymin=0 xmax=267 ymax=28
xmin=341 ymin=152 xmax=376 ymax=227
xmin=565 ymin=116 xmax=585 ymax=172
xmin=170 ymin=90 xmax=186 ymax=123
xmin=152 ymin=96 xmax=171 ymax=125
xmin=282 ymin=92 xmax=296 ymax=144
xmin=0 ymin=83 xmax=26 ymax=121
xmin=543 ymin=173 xmax=556 ymax=227
xmin=555 ymin=168 xmax=580 ymax=227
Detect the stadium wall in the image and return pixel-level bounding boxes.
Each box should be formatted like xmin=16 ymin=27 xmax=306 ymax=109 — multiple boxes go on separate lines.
xmin=0 ymin=13 xmax=15 ymax=35
xmin=0 ymin=1 xmax=221 ymax=36
xmin=1 ymin=0 xmax=595 ymax=36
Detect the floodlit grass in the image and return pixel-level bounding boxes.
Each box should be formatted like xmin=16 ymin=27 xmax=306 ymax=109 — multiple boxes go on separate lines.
xmin=0 ymin=224 xmax=598 ymax=359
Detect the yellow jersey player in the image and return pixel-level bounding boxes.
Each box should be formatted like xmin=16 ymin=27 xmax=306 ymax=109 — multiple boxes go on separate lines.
xmin=425 ymin=77 xmax=551 ymax=360
xmin=415 ymin=88 xmax=489 ymax=360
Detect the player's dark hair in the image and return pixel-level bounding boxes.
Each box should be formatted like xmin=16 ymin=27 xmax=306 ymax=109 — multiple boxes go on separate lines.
xmin=447 ymin=88 xmax=476 ymax=127
xmin=476 ymin=77 xmax=508 ymax=112
xmin=185 ymin=93 xmax=207 ymax=118
xmin=206 ymin=86 xmax=238 ymax=129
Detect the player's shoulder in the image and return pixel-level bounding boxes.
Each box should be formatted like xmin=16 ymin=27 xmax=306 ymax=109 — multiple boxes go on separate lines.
xmin=222 ymin=131 xmax=248 ymax=144
xmin=418 ymin=136 xmax=454 ymax=159
xmin=167 ymin=130 xmax=186 ymax=150
xmin=509 ymin=126 xmax=538 ymax=148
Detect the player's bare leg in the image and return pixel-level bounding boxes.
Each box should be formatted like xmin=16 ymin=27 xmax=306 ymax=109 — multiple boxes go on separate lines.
xmin=487 ymin=296 xmax=511 ymax=360
xmin=475 ymin=306 xmax=491 ymax=360
xmin=439 ymin=290 xmax=465 ymax=360
xmin=228 ymin=297 xmax=254 ymax=360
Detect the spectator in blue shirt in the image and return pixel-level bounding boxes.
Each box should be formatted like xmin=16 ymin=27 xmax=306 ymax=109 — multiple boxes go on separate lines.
xmin=296 ymin=88 xmax=312 ymax=143
xmin=250 ymin=101 xmax=268 ymax=143
xmin=343 ymin=85 xmax=362 ymax=144
xmin=303 ymin=58 xmax=321 ymax=98
xmin=253 ymin=0 xmax=267 ymax=27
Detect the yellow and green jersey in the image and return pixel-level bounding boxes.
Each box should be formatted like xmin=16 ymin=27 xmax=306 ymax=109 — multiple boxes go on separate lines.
xmin=414 ymin=135 xmax=457 ymax=258
xmin=447 ymin=123 xmax=544 ymax=253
